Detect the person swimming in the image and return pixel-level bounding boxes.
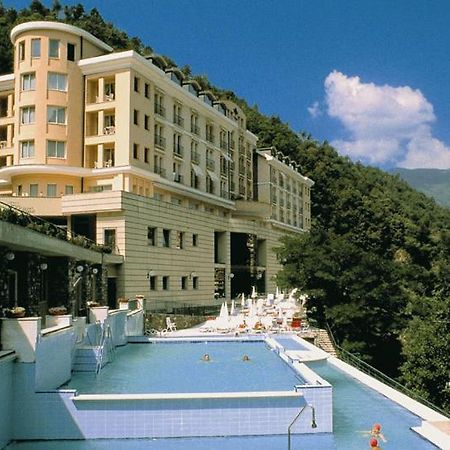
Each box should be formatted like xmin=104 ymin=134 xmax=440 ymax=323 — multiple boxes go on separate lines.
xmin=242 ymin=354 xmax=250 ymax=361
xmin=202 ymin=353 xmax=210 ymax=362
xmin=359 ymin=423 xmax=386 ymax=443
xmin=369 ymin=437 xmax=382 ymax=449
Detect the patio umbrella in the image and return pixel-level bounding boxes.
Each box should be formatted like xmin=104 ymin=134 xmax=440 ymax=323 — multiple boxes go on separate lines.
xmin=241 ymin=293 xmax=246 ymax=309
xmin=251 ymin=285 xmax=257 ymax=299
xmin=230 ymin=299 xmax=235 ymax=316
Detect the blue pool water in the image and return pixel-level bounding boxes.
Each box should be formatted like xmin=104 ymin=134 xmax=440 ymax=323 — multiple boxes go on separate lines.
xmin=274 ymin=335 xmax=309 ymax=351
xmin=65 ymin=341 xmax=305 ymax=393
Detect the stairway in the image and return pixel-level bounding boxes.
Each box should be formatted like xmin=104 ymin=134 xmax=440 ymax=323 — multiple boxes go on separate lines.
xmin=315 ymin=329 xmax=338 ymax=357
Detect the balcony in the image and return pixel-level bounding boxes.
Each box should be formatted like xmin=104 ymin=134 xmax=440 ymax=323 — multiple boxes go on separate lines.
xmin=103 ymin=126 xmax=115 ymax=135
xmin=173 ymin=144 xmax=184 ymax=158
xmin=206 ymin=158 xmax=215 ymax=170
xmin=173 ymin=114 xmax=184 ymax=127
xmin=173 ymin=173 xmax=183 ymax=183
xmin=191 ymin=124 xmax=200 ymax=135
xmin=154 ymin=166 xmax=166 ymax=178
xmin=154 ymin=135 xmax=166 ymax=150
xmin=0 ymin=140 xmax=8 ymax=149
xmin=154 ymin=104 xmax=166 ymax=117
xmin=94 ymin=159 xmax=113 ymax=168
xmin=191 ymin=150 xmax=200 ymax=164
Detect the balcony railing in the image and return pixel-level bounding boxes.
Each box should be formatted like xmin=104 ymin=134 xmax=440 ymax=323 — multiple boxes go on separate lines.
xmin=191 ymin=124 xmax=200 ymax=135
xmin=154 ymin=135 xmax=166 ymax=149
xmin=173 ymin=144 xmax=184 ymax=158
xmin=191 ymin=150 xmax=200 ymax=164
xmin=103 ymin=126 xmax=115 ymax=135
xmin=154 ymin=103 xmax=166 ymax=117
xmin=206 ymin=158 xmax=215 ymax=170
xmin=173 ymin=114 xmax=184 ymax=127
xmin=154 ymin=166 xmax=166 ymax=178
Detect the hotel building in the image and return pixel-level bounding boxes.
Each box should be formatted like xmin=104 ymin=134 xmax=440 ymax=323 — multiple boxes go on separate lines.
xmin=0 ymin=21 xmax=313 ymax=311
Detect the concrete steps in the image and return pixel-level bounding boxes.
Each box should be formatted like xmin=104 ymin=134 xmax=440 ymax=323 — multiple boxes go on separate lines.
xmin=315 ymin=329 xmax=338 ymax=357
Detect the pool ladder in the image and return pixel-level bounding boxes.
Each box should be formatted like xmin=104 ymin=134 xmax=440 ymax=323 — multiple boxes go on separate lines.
xmin=95 ymin=322 xmax=115 ymax=375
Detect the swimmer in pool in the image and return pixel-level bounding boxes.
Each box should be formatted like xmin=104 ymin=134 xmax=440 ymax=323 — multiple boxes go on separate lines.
xmin=369 ymin=437 xmax=382 ymax=449
xmin=202 ymin=353 xmax=210 ymax=362
xmin=242 ymin=354 xmax=250 ymax=361
xmin=360 ymin=423 xmax=387 ymax=443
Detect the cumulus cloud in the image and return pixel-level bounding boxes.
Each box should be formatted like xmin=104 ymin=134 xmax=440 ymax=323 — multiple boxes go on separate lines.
xmin=308 ymin=101 xmax=322 ymax=118
xmin=323 ymin=70 xmax=450 ymax=169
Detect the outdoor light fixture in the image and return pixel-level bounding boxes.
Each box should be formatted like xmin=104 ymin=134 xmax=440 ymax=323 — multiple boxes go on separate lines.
xmin=92 ymin=268 xmax=99 ymax=275
xmin=39 ymin=263 xmax=48 ymax=271
xmin=189 ymin=271 xmax=196 ymax=279
xmin=5 ymin=251 xmax=15 ymax=261
xmin=76 ymin=265 xmax=84 ymax=273
xmin=147 ymin=270 xmax=156 ymax=279
xmin=228 ymin=272 xmax=234 ymax=279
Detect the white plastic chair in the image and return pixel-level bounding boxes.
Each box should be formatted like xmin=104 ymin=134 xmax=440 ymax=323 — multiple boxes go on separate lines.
xmin=166 ymin=317 xmax=177 ymax=332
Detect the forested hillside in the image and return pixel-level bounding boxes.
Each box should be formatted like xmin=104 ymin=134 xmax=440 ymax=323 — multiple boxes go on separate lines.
xmin=1 ymin=1 xmax=449 ymax=412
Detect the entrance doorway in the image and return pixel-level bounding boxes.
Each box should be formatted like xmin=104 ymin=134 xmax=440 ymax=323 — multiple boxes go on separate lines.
xmin=107 ymin=278 xmax=117 ymax=309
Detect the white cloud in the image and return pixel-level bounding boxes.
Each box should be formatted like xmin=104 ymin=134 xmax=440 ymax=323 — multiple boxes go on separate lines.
xmin=307 ymin=101 xmax=322 ymax=118
xmin=323 ymin=70 xmax=450 ymax=169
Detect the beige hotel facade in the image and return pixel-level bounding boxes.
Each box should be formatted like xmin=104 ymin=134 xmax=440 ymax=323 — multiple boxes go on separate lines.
xmin=0 ymin=21 xmax=313 ymax=310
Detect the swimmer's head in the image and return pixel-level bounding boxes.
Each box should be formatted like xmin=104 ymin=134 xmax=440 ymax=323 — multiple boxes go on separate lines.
xmin=242 ymin=354 xmax=250 ymax=361
xmin=372 ymin=423 xmax=381 ymax=432
xmin=202 ymin=353 xmax=210 ymax=361
xmin=370 ymin=438 xmax=378 ymax=447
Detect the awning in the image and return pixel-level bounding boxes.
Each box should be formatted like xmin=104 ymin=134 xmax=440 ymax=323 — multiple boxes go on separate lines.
xmin=207 ymin=170 xmax=219 ymax=183
xmin=191 ymin=163 xmax=204 ymax=177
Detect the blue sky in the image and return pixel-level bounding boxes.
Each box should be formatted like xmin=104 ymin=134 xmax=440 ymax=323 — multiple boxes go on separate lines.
xmin=7 ymin=0 xmax=450 ymax=169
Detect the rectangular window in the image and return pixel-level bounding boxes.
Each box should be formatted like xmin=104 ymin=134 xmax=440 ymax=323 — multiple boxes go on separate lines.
xmin=144 ymin=114 xmax=149 ymax=130
xmin=147 ymin=226 xmax=156 ymax=246
xmin=48 ymin=72 xmax=67 ymax=91
xmin=162 ymin=276 xmax=169 ymax=290
xmin=31 ymin=39 xmax=40 ymax=58
xmin=149 ymin=276 xmax=156 ymax=290
xmin=162 ymin=229 xmax=170 ymax=248
xmin=104 ymin=229 xmax=116 ymax=249
xmin=21 ymin=73 xmax=36 ymax=91
xmin=19 ymin=41 xmax=25 ymax=61
xmin=20 ymin=140 xmax=34 ymax=158
xmin=144 ymin=83 xmax=150 ymax=98
xmin=134 ymin=76 xmax=140 ymax=92
xmin=49 ymin=39 xmax=60 ymax=58
xmin=67 ymin=43 xmax=75 ymax=61
xmin=176 ymin=231 xmax=184 ymax=249
xmin=193 ymin=276 xmax=199 ymax=290
xmin=181 ymin=276 xmax=188 ymax=290
xmin=133 ymin=109 xmax=139 ymax=125
xmin=47 ymin=140 xmax=66 ymax=158
xmin=21 ymin=106 xmax=35 ymax=124
xmin=133 ymin=143 xmax=139 ymax=159
xmin=144 ymin=147 xmax=149 ymax=163
xmin=47 ymin=184 xmax=57 ymax=197
xmin=29 ymin=184 xmax=38 ymax=197
xmin=192 ymin=234 xmax=198 ymax=247
xmin=65 ymin=185 xmax=74 ymax=195
xmin=47 ymin=106 xmax=66 ymax=124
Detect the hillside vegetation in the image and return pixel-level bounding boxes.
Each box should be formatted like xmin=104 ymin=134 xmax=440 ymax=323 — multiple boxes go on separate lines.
xmin=1 ymin=0 xmax=449 ymax=412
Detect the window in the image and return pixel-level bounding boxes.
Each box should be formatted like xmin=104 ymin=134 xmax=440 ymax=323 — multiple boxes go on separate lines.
xmin=47 ymin=106 xmax=66 ymax=124
xmin=192 ymin=276 xmax=199 ymax=289
xmin=29 ymin=184 xmax=38 ymax=197
xmin=149 ymin=276 xmax=156 ymax=290
xmin=48 ymin=72 xmax=67 ymax=91
xmin=47 ymin=140 xmax=66 ymax=158
xmin=49 ymin=39 xmax=60 ymax=58
xmin=21 ymin=106 xmax=35 ymax=124
xmin=67 ymin=43 xmax=75 ymax=61
xmin=147 ymin=226 xmax=156 ymax=245
xmin=154 ymin=92 xmax=165 ymax=116
xmin=192 ymin=234 xmax=199 ymax=246
xmin=133 ymin=143 xmax=139 ymax=159
xmin=20 ymin=140 xmax=34 ymax=158
xmin=17 ymin=185 xmax=22 ymax=196
xmin=162 ymin=276 xmax=169 ymax=290
xmin=134 ymin=76 xmax=140 ymax=92
xmin=163 ymin=229 xmax=170 ymax=247
xmin=31 ymin=39 xmax=40 ymax=58
xmin=133 ymin=109 xmax=139 ymax=125
xmin=144 ymin=83 xmax=150 ymax=98
xmin=176 ymin=231 xmax=184 ymax=249
xmin=47 ymin=184 xmax=57 ymax=197
xmin=19 ymin=41 xmax=25 ymax=61
xmin=65 ymin=185 xmax=74 ymax=195
xmin=181 ymin=276 xmax=188 ymax=290
xmin=104 ymin=229 xmax=116 ymax=249
xmin=144 ymin=114 xmax=149 ymax=130
xmin=21 ymin=73 xmax=36 ymax=91
xmin=144 ymin=147 xmax=149 ymax=163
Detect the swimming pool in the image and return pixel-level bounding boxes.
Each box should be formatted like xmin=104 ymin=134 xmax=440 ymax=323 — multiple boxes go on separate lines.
xmin=274 ymin=335 xmax=309 ymax=351
xmin=65 ymin=341 xmax=306 ymax=393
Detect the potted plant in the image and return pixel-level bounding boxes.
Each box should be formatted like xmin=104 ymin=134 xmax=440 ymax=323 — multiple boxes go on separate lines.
xmin=4 ymin=306 xmax=26 ymax=318
xmin=48 ymin=306 xmax=68 ymax=316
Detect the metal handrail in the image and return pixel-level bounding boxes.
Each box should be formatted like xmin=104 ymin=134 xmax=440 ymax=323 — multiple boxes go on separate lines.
xmin=287 ymin=404 xmax=317 ymax=450
xmin=325 ymin=322 xmax=449 ymax=418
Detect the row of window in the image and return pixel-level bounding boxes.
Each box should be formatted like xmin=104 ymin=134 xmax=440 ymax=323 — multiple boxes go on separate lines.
xmin=19 ymin=39 xmax=75 ymax=61
xmin=21 ymin=72 xmax=67 ymax=92
xmin=16 ymin=183 xmax=74 ymax=197
xmin=147 ymin=226 xmax=199 ymax=249
xmin=20 ymin=105 xmax=66 ymax=125
xmin=148 ymin=275 xmax=199 ymax=291
xmin=20 ymin=140 xmax=65 ymax=158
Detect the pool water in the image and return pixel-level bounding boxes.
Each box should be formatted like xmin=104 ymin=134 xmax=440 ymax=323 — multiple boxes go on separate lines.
xmin=64 ymin=341 xmax=305 ymax=394
xmin=274 ymin=336 xmax=309 ymax=351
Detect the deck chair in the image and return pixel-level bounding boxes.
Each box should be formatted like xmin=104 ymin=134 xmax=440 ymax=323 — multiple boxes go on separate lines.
xmin=165 ymin=316 xmax=177 ymax=332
